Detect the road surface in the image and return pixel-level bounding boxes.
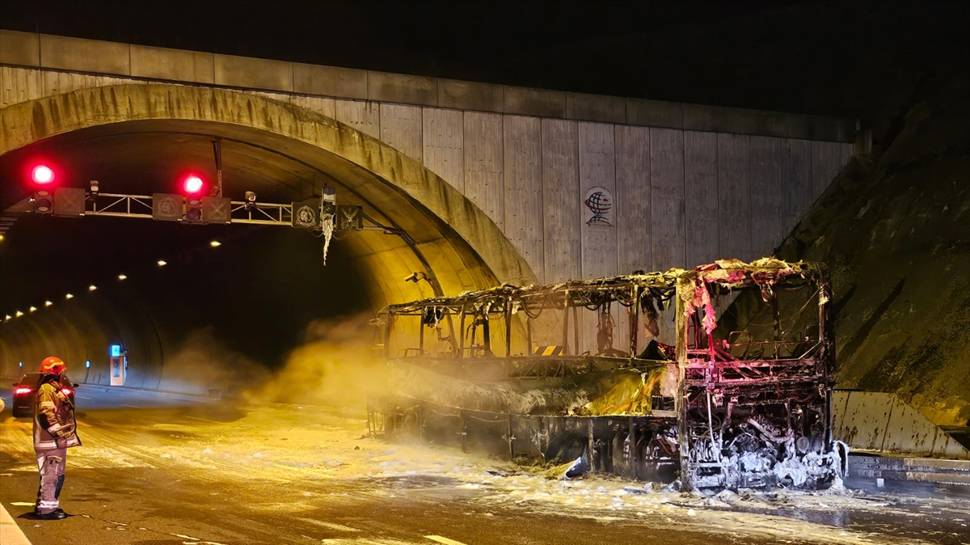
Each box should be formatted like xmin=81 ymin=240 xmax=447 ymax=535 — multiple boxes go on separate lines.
xmin=1 ymin=384 xmax=968 ymax=545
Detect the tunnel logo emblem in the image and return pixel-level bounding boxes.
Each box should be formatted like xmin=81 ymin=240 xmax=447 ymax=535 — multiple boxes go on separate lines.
xmin=152 ymin=193 xmax=183 ymax=222
xmin=292 ymin=201 xmax=319 ymax=229
xmin=584 ymin=187 xmax=614 ymax=226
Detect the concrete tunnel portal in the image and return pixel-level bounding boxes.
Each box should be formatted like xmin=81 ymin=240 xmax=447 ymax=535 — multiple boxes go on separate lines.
xmin=0 ymin=84 xmax=536 ymax=390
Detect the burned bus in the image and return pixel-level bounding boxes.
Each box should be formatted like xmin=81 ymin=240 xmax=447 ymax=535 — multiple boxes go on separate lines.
xmin=369 ymin=259 xmax=846 ymax=490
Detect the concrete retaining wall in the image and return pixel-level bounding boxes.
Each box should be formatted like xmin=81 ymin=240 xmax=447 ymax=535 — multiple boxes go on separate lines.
xmin=0 ymin=29 xmax=854 ymax=141
xmin=833 ymin=390 xmax=970 ymax=459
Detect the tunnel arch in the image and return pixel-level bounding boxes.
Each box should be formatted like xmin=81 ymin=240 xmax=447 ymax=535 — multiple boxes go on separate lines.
xmin=0 ymin=83 xmax=536 ymax=303
xmin=0 ymin=84 xmax=537 ymax=387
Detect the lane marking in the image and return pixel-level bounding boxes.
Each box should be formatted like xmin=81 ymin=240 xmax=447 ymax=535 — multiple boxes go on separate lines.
xmin=8 ymin=502 xmax=33 ymax=507
xmin=425 ymin=535 xmax=468 ymax=545
xmin=296 ymin=517 xmax=361 ymax=532
xmin=320 ymin=537 xmax=418 ymax=545
xmin=0 ymin=502 xmax=33 ymax=545
xmin=171 ymin=532 xmax=227 ymax=544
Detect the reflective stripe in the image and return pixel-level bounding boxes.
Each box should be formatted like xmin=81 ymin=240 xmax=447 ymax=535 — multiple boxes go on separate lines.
xmin=47 ymin=423 xmax=63 ymax=433
xmin=37 ymin=500 xmax=59 ymax=508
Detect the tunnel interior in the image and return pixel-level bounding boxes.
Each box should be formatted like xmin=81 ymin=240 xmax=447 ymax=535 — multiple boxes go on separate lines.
xmin=0 ymin=117 xmax=509 ymax=391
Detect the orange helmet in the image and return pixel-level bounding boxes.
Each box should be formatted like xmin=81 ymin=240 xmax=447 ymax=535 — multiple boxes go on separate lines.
xmin=39 ymin=356 xmax=66 ymax=374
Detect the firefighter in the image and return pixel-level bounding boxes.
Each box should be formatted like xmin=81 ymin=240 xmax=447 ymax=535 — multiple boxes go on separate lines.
xmin=32 ymin=356 xmax=81 ymax=520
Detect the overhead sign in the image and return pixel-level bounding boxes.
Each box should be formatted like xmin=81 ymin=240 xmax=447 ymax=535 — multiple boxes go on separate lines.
xmin=292 ymin=199 xmax=319 ymax=229
xmin=336 ymin=205 xmax=363 ymax=231
xmin=53 ymin=188 xmax=86 ymax=217
xmin=152 ymin=193 xmax=183 ymax=221
xmin=201 ymin=196 xmax=231 ymax=224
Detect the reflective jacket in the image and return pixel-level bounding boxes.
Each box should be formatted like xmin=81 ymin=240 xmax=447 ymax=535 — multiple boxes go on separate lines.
xmin=33 ymin=377 xmax=81 ymax=451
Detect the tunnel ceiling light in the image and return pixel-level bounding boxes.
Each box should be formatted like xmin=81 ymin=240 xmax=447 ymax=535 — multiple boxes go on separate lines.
xmin=156 ymin=259 xmax=168 ymax=267
xmin=117 ymin=273 xmax=128 ymax=281
xmin=88 ymin=284 xmax=97 ymax=292
xmin=209 ymin=240 xmax=221 ymax=248
xmin=65 ymin=292 xmax=74 ymax=300
xmin=44 ymin=300 xmax=53 ymax=307
xmin=30 ymin=164 xmax=55 ymax=185
xmin=29 ymin=306 xmax=37 ymax=313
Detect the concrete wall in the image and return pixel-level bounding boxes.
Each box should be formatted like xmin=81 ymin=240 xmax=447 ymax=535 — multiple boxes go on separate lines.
xmin=0 ymin=30 xmax=853 ymax=285
xmin=833 ymin=390 xmax=970 ymax=459
xmin=0 ymin=30 xmax=855 ymax=140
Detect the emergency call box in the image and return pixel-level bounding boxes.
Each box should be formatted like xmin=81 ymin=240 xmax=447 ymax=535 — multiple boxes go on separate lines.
xmin=109 ymin=344 xmax=126 ymax=386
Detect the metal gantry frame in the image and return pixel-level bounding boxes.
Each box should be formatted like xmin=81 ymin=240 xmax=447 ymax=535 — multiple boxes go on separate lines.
xmin=86 ymin=191 xmax=299 ymax=227
xmin=3 ymin=189 xmax=401 ymax=233
xmin=83 ymin=191 xmax=362 ymax=229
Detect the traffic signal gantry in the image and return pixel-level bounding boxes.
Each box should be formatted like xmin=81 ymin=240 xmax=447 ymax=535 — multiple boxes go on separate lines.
xmin=13 ymin=161 xmax=369 ymax=236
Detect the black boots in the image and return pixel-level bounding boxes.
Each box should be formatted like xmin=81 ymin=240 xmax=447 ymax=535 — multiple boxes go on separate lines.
xmin=32 ymin=508 xmax=67 ymax=520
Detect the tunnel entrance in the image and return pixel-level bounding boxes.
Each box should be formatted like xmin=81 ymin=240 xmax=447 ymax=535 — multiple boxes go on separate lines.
xmin=0 ymin=84 xmax=535 ymax=392
xmin=0 ymin=215 xmax=372 ymax=390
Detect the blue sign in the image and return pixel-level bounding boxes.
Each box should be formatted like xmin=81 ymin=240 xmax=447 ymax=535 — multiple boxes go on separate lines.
xmin=109 ymin=344 xmax=122 ymax=357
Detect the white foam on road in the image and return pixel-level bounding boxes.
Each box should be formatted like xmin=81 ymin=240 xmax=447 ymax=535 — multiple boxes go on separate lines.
xmin=4 ymin=393 xmax=966 ymax=545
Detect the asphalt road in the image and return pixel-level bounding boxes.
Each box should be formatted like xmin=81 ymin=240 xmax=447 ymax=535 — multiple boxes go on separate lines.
xmin=1 ymin=384 xmax=968 ymax=545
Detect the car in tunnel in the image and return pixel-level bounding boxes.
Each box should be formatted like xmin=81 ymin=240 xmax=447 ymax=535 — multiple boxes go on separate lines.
xmin=10 ymin=372 xmax=77 ymax=418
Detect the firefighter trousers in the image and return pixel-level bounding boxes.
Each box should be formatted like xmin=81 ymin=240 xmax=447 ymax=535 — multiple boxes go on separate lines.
xmin=35 ymin=448 xmax=66 ymax=514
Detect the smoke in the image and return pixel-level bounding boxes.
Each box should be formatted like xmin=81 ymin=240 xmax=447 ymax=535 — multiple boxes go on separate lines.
xmin=159 ymin=327 xmax=271 ymax=396
xmin=242 ymin=311 xmax=668 ymax=421
xmin=245 ymin=314 xmax=385 ymax=411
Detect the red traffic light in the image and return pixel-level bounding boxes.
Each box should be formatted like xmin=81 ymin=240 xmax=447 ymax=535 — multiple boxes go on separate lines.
xmin=181 ymin=174 xmax=205 ymax=196
xmin=30 ymin=164 xmax=56 ymax=185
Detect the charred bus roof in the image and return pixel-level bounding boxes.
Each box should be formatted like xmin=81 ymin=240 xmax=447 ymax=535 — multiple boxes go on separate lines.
xmin=382 ymin=258 xmax=826 ymax=316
